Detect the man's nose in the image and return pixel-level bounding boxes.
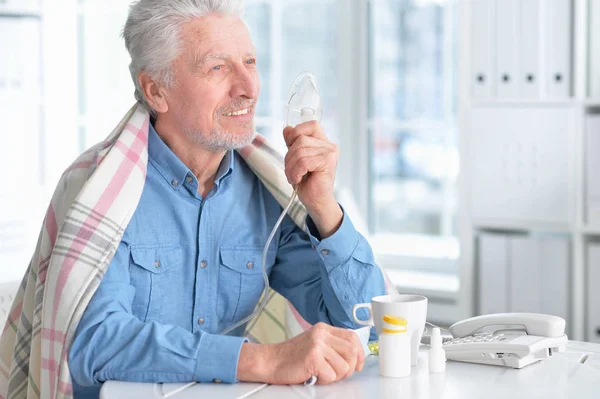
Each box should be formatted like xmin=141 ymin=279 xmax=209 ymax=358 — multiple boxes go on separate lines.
xmin=231 ymin=65 xmax=259 ymax=99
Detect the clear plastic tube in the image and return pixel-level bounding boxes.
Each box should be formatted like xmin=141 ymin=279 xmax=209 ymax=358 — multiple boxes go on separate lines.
xmin=219 ymin=191 xmax=297 ymax=335
xmin=219 ymin=72 xmax=322 ymax=337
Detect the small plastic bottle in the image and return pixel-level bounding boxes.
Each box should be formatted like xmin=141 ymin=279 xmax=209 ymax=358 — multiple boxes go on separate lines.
xmin=379 ymin=315 xmax=411 ymax=378
xmin=428 ymin=327 xmax=446 ymax=373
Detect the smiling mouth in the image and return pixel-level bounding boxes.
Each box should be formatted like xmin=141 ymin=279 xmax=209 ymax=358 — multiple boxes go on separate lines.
xmin=223 ymin=106 xmax=253 ymax=116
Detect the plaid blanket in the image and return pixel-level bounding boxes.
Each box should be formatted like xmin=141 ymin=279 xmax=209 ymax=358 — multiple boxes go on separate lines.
xmin=0 ymin=103 xmax=397 ymax=399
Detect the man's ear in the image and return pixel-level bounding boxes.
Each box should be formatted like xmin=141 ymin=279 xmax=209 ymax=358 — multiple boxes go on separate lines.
xmin=138 ymin=72 xmax=169 ymax=113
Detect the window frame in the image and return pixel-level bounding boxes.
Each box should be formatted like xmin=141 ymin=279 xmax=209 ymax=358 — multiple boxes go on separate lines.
xmin=335 ymin=0 xmax=460 ymax=295
xmin=74 ymin=0 xmax=462 ymax=305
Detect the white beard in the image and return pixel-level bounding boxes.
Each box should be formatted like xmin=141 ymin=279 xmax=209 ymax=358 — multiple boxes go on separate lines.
xmin=185 ymin=127 xmax=256 ymax=152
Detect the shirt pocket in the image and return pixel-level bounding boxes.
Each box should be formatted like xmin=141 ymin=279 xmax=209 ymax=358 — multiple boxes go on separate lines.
xmin=129 ymin=245 xmax=182 ymax=322
xmin=217 ymin=246 xmax=276 ymax=324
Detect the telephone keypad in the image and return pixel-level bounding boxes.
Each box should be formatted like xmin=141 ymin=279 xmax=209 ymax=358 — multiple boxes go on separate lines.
xmin=444 ymin=333 xmax=509 ymax=346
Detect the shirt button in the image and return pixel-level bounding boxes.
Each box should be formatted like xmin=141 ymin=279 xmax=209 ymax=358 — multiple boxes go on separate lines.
xmin=171 ymin=179 xmax=179 ymax=186
xmin=154 ymin=260 xmax=161 ymax=268
xmin=311 ymin=244 xmax=315 ymax=249
xmin=200 ymin=260 xmax=207 ymax=269
xmin=212 ymin=378 xmax=222 ymax=384
xmin=321 ymin=249 xmax=330 ymax=256
xmin=186 ymin=175 xmax=194 ymax=184
xmin=197 ymin=317 xmax=205 ymax=325
xmin=246 ymin=261 xmax=254 ymax=269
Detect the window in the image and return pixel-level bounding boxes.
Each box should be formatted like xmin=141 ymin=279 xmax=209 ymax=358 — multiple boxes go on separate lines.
xmin=76 ymin=0 xmax=340 ymax=153
xmin=75 ymin=0 xmax=460 ymax=279
xmin=77 ymin=0 xmax=134 ymax=151
xmin=0 ymin=6 xmax=43 ymax=282
xmin=366 ymin=0 xmax=459 ymax=272
xmin=244 ymin=0 xmax=339 ymax=153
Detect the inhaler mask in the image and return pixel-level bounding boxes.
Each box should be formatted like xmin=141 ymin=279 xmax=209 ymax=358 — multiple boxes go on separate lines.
xmin=220 ymin=72 xmax=322 ymax=335
xmin=285 ymin=72 xmax=323 ymax=127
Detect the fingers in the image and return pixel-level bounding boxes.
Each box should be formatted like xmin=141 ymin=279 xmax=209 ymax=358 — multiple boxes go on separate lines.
xmin=320 ymin=345 xmax=351 ymax=384
xmin=282 ymin=125 xmax=295 ymax=148
xmin=329 ymin=327 xmax=366 ymax=371
xmin=328 ymin=325 xmax=357 ymax=341
xmin=328 ymin=335 xmax=358 ymax=379
xmin=286 ymin=154 xmax=329 ymax=185
xmin=303 ymin=323 xmax=368 ymax=386
xmin=309 ymin=324 xmax=364 ymax=384
xmin=313 ymin=353 xmax=337 ymax=385
xmin=283 ymin=120 xmax=327 ymax=149
xmin=284 ymin=135 xmax=337 ymax=185
xmin=284 ymin=135 xmax=330 ymax=167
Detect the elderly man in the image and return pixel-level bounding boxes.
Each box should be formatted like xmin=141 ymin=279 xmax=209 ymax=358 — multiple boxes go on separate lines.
xmin=67 ymin=0 xmax=386 ymax=397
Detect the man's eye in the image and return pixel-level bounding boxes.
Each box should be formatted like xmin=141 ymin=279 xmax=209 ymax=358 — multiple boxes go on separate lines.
xmin=246 ymin=58 xmax=256 ymax=65
xmin=212 ymin=65 xmax=224 ymax=71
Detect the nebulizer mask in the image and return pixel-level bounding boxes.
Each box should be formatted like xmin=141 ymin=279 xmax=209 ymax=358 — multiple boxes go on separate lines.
xmin=284 ymin=72 xmax=323 ymax=129
xmin=219 ymin=72 xmax=323 ymax=335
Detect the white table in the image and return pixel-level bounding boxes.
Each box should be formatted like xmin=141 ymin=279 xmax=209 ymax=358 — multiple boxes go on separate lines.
xmin=100 ymin=341 xmax=600 ymax=399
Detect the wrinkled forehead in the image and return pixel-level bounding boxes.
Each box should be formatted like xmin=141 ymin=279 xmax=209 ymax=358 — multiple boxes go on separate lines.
xmin=179 ymin=14 xmax=255 ymax=61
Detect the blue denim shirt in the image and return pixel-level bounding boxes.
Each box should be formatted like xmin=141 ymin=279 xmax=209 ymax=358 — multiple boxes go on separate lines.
xmin=69 ymin=124 xmax=386 ymax=398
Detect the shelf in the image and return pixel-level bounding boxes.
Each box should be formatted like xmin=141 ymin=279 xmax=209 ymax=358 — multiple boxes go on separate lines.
xmin=581 ymin=226 xmax=600 ymax=235
xmin=0 ymin=7 xmax=42 ymax=18
xmin=472 ymin=220 xmax=572 ymax=234
xmin=473 ymin=224 xmax=600 ymax=236
xmin=471 ymin=99 xmax=600 ymax=108
xmin=584 ymin=100 xmax=600 ymax=107
xmin=471 ymin=99 xmax=579 ymax=107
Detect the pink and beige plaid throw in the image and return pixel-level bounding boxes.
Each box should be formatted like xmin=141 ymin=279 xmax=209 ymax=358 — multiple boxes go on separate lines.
xmin=0 ymin=103 xmax=396 ymax=399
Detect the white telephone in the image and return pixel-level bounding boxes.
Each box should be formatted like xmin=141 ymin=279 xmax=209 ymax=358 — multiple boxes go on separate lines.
xmin=441 ymin=313 xmax=568 ymax=369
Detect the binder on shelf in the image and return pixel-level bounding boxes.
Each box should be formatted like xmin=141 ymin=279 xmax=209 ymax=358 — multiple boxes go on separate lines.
xmin=544 ymin=0 xmax=572 ymax=98
xmin=471 ymin=0 xmax=495 ymax=98
xmin=478 ymin=234 xmax=509 ymax=315
xmin=591 ymin=0 xmax=600 ymax=98
xmin=494 ymin=0 xmax=519 ymax=98
xmin=586 ymin=115 xmax=600 ymax=225
xmin=519 ymin=0 xmax=540 ymax=98
xmin=509 ymin=236 xmax=542 ymax=313
xmin=470 ymin=107 xmax=572 ymax=225
xmin=587 ymin=244 xmax=600 ymax=344
xmin=478 ymin=234 xmax=570 ymax=321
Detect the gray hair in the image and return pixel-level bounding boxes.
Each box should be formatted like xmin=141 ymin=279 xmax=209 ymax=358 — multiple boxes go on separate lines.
xmin=122 ymin=0 xmax=246 ymax=111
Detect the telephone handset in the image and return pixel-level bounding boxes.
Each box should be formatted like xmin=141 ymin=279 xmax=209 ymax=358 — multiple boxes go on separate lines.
xmin=442 ymin=313 xmax=568 ymax=369
xmin=450 ymin=313 xmax=566 ymax=338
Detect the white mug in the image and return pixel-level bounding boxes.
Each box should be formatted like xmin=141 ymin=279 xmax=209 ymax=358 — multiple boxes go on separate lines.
xmin=352 ymin=294 xmax=428 ymax=366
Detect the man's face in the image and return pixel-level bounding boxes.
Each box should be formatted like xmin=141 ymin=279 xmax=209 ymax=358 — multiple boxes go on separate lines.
xmin=165 ymin=14 xmax=260 ymax=151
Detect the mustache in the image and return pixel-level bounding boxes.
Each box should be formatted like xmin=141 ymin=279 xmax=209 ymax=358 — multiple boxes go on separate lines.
xmin=217 ymin=99 xmax=255 ymax=114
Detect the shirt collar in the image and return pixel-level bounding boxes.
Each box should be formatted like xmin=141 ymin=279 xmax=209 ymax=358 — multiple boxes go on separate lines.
xmin=215 ymin=148 xmax=235 ymax=186
xmin=148 ymin=123 xmax=235 ymax=194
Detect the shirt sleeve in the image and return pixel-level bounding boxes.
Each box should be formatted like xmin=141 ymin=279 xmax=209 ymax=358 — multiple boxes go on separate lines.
xmin=268 ymin=205 xmax=386 ymax=340
xmin=68 ymin=241 xmax=246 ymax=388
